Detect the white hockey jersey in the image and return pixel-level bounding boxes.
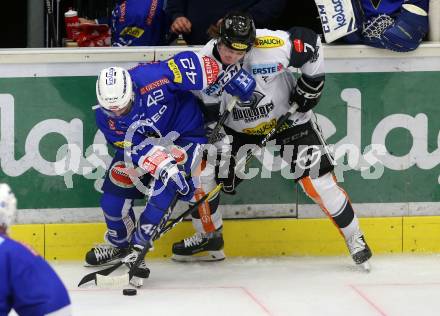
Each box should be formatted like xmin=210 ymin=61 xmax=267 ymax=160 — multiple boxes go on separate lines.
xmin=197 ymin=28 xmax=325 ymax=135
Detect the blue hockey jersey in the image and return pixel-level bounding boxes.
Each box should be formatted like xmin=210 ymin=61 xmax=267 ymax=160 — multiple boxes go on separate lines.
xmin=98 ymin=0 xmax=168 ymax=46
xmin=0 ymin=235 xmax=71 ymax=316
xmin=95 ymin=51 xmax=222 ymax=165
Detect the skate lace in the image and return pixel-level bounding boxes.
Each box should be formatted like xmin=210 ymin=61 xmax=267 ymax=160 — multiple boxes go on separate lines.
xmin=347 ymin=232 xmax=366 ymax=255
xmin=183 ymin=233 xmax=205 ymax=248
xmin=94 ymin=244 xmax=118 ymax=262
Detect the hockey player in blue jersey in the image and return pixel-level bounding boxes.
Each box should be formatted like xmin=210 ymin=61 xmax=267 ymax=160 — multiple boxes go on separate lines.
xmin=80 ymin=0 xmax=169 ymax=46
xmin=345 ymin=0 xmax=429 ymax=52
xmin=85 ymin=50 xmax=255 ymax=286
xmin=0 ymin=184 xmax=71 ymax=316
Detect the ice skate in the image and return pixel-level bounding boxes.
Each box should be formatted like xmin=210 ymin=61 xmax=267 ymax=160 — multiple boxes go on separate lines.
xmin=172 ymin=230 xmax=225 ymax=262
xmin=84 ymin=243 xmax=128 ymax=267
xmin=346 ymin=232 xmax=372 ymax=272
xmin=122 ymin=244 xmax=150 ymax=287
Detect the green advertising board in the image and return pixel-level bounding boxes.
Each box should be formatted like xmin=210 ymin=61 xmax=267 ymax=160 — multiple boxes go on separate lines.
xmin=1 ymin=56 xmax=440 ymax=215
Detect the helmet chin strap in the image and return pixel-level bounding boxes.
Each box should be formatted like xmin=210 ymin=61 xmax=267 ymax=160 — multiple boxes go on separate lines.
xmin=111 ymin=98 xmax=134 ymax=117
xmin=122 ymin=98 xmax=134 ymax=114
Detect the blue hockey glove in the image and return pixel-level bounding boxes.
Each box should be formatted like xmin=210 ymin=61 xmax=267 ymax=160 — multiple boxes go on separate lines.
xmin=224 ymin=68 xmax=256 ymax=102
xmin=381 ymin=4 xmax=428 ymax=52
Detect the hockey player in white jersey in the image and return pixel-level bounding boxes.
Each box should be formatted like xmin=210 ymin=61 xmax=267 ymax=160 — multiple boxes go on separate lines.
xmin=172 ymin=11 xmax=372 ymax=269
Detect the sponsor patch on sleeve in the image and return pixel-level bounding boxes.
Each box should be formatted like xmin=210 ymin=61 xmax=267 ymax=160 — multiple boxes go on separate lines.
xmin=293 ymin=39 xmax=304 ymax=53
xmin=167 ymin=59 xmax=183 ymax=83
xmin=202 ymin=56 xmax=220 ymax=85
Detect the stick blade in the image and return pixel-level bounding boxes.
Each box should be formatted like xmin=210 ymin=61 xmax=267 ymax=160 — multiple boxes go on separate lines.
xmin=77 ymin=271 xmax=98 ymax=287
xmin=96 ymin=273 xmax=130 ymax=287
xmin=77 ymin=262 xmax=123 ymax=287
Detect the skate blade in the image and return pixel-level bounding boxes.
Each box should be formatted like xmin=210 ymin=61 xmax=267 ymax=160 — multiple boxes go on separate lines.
xmin=172 ymin=250 xmax=225 ymax=263
xmin=358 ymin=260 xmax=371 ymax=272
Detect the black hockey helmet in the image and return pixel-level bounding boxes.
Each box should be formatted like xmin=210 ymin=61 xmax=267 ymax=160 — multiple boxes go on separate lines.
xmin=219 ymin=11 xmax=256 ymax=52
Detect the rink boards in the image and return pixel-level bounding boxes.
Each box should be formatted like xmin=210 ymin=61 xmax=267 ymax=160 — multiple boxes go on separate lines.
xmin=1 ymin=44 xmax=440 ymax=258
xmin=9 ymin=216 xmax=440 ymax=260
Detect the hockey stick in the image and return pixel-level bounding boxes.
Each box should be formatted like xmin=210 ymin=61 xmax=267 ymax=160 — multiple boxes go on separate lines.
xmin=208 ymin=96 xmax=238 ymax=143
xmin=45 ymin=0 xmax=59 ymax=47
xmin=77 ymin=183 xmax=222 ymax=287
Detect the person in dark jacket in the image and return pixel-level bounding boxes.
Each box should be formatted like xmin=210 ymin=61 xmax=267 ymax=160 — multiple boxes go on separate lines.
xmin=165 ymin=0 xmax=287 ymax=44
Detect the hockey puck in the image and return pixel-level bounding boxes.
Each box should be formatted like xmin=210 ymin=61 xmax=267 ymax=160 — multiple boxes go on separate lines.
xmin=122 ymin=288 xmax=137 ymax=296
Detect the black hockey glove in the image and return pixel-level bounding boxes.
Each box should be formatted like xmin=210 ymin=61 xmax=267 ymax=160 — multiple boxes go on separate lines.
xmin=290 ymin=75 xmax=325 ymax=113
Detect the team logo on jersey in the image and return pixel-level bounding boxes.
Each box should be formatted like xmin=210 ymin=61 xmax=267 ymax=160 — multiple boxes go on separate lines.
xmin=109 ymin=161 xmax=137 ymax=188
xmin=167 ymin=59 xmax=183 ymax=83
xmin=233 ymin=91 xmax=274 ymax=123
xmin=251 ymin=63 xmax=283 ymax=75
xmin=237 ymin=91 xmax=265 ymax=109
xmin=140 ymin=77 xmax=170 ymax=94
xmin=254 ymin=36 xmax=284 ymax=48
xmin=120 ymin=27 xmax=145 ymax=38
xmin=202 ymin=56 xmax=220 ymax=85
xmin=242 ymin=119 xmax=277 ymax=135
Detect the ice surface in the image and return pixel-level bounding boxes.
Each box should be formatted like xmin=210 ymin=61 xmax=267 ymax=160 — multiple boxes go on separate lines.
xmin=24 ymin=255 xmax=440 ymax=316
